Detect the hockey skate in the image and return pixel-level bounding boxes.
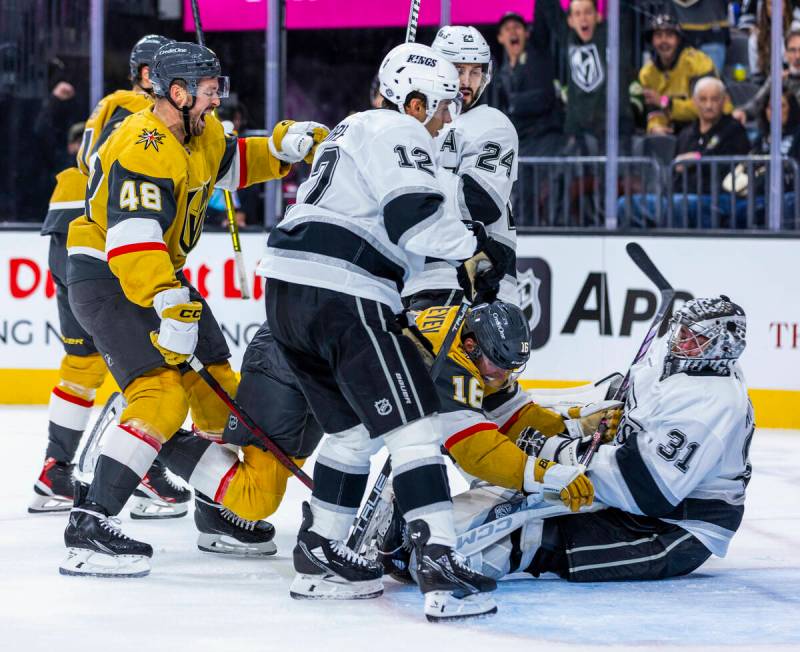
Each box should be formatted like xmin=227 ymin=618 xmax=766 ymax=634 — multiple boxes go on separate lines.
xmin=130 ymin=459 xmax=191 ymax=520
xmin=29 ymin=457 xmax=75 ymax=513
xmin=290 ymin=501 xmax=383 ymax=600
xmin=60 ymin=482 xmax=152 ymax=578
xmin=408 ymin=520 xmax=498 ymax=623
xmin=194 ymin=492 xmax=277 ymax=557
xmin=375 ymin=499 xmax=413 ymax=584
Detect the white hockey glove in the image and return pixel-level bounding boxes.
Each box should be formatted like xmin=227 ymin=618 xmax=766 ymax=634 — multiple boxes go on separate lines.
xmin=149 ymin=287 xmax=202 ymax=366
xmin=524 ymin=457 xmax=594 ymax=512
xmin=268 ymin=120 xmax=330 ymax=164
xmin=535 ymin=432 xmax=586 ymax=467
xmin=562 ymin=400 xmax=624 ymax=443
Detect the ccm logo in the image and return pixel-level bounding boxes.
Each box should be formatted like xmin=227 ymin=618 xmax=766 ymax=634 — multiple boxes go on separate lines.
xmin=179 ymin=308 xmax=202 ymax=319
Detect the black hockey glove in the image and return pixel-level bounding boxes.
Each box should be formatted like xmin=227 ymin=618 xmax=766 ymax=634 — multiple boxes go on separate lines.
xmin=456 ymin=221 xmax=511 ymax=304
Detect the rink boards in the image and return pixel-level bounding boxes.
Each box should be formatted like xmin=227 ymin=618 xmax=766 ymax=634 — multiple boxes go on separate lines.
xmin=0 ymin=231 xmax=797 ymax=428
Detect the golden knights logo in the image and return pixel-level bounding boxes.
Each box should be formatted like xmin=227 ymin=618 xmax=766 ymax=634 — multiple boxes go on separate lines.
xmin=181 ymin=180 xmax=211 ymax=253
xmin=135 ymin=128 xmax=166 ymax=152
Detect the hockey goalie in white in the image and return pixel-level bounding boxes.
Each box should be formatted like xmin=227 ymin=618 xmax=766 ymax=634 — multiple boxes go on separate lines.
xmin=414 ymin=296 xmax=754 ymax=583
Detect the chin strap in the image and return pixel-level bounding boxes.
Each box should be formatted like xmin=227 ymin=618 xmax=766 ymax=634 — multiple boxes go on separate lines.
xmin=167 ymin=94 xmax=196 ymax=144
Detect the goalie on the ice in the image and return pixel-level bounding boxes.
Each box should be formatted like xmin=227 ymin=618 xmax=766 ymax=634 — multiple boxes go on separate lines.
xmin=383 ymin=296 xmax=753 ymax=584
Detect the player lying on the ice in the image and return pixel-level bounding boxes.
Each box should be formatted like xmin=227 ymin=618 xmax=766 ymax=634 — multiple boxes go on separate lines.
xmin=383 ymin=296 xmax=753 ymax=583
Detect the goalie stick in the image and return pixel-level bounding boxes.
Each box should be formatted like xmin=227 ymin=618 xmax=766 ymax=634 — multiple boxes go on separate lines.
xmin=186 ymin=355 xmax=314 ymax=489
xmin=578 ymin=242 xmax=675 ymax=469
xmin=77 ymin=391 xmax=127 ymax=476
xmin=189 ymin=0 xmax=251 ymax=300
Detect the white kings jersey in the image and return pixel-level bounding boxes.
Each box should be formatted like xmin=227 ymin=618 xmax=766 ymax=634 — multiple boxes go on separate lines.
xmin=588 ymin=336 xmax=754 ymax=557
xmin=402 ymin=104 xmax=519 ymax=305
xmin=258 ymin=109 xmax=478 ymax=313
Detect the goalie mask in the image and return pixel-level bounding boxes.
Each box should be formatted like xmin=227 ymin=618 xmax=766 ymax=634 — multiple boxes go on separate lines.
xmin=464 ymin=301 xmax=531 ymax=372
xmin=431 ymin=25 xmax=493 ymax=108
xmin=378 ymin=43 xmax=461 ymax=124
xmin=662 ymin=295 xmax=746 ymax=379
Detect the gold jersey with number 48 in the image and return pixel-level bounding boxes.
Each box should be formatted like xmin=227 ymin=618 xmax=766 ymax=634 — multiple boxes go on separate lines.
xmin=67 ymin=108 xmax=288 ymax=307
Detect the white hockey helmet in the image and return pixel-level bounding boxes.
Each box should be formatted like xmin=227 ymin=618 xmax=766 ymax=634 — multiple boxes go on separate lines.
xmin=431 ymin=25 xmax=493 ymax=105
xmin=378 ymin=43 xmax=461 ymax=123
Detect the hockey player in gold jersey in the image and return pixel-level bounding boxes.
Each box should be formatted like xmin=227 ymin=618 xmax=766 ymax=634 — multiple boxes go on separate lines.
xmin=29 ymin=35 xmax=191 ymax=517
xmin=59 ymin=41 xmax=328 ymax=577
xmin=412 ymin=302 xmax=620 ymax=506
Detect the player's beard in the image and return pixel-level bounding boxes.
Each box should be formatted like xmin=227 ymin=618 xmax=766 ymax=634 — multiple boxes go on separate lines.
xmin=460 ymin=87 xmax=474 ymax=110
xmin=190 ymin=109 xmax=210 ymax=137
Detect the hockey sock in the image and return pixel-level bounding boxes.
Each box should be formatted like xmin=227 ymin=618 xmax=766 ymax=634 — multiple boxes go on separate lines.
xmin=159 ymin=430 xmax=239 ymax=502
xmin=308 ymin=425 xmax=376 ymax=541
xmin=385 ymin=416 xmax=455 ymax=547
xmin=45 ymin=385 xmax=94 ymax=462
xmin=88 ymin=423 xmax=161 ymax=515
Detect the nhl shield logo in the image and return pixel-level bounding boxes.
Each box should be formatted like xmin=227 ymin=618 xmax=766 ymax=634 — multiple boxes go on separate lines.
xmin=374 ymin=398 xmax=393 ymax=416
xmin=569 ymin=43 xmax=604 ymax=93
xmin=517 ymin=268 xmax=543 ymax=334
xmin=516 ymin=257 xmax=552 ymax=350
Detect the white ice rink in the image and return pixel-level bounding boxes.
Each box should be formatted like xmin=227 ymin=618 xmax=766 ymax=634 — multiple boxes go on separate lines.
xmin=1 ymin=406 xmax=798 ymax=652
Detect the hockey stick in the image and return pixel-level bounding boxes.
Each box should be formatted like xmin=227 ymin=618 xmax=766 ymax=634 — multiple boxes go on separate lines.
xmin=578 ymin=242 xmax=674 ymax=469
xmin=77 ymin=391 xmax=127 ymax=476
xmin=186 ymin=355 xmax=313 ymax=489
xmin=345 ymin=0 xmax=426 ymax=553
xmin=189 ymin=0 xmax=251 ymax=300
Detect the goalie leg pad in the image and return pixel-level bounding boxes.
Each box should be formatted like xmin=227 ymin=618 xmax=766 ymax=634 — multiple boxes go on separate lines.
xmin=182 ymin=362 xmax=238 ymax=435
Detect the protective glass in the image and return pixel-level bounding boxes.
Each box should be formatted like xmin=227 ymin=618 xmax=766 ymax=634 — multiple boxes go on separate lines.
xmin=194 ymin=76 xmax=230 ymax=99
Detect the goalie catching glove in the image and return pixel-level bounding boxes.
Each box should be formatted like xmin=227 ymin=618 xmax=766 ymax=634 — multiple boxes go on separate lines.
xmin=524 ymin=457 xmax=594 ymax=512
xmin=149 ymin=287 xmax=202 ymax=366
xmin=456 ymin=221 xmax=512 ymax=303
xmin=268 ymin=120 xmax=329 ymax=164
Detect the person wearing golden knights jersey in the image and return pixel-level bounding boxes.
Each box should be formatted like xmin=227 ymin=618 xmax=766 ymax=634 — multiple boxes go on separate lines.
xmin=30 ymin=35 xmax=197 ymax=519
xmin=59 ymin=41 xmax=327 ymax=577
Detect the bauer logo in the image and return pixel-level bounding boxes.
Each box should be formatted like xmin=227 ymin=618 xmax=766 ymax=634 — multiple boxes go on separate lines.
xmin=374 ymin=398 xmax=393 ymax=416
xmin=516 ymin=258 xmax=551 ymax=350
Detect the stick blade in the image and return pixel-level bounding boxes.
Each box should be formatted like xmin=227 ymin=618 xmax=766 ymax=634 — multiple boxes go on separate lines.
xmin=626 ymin=242 xmax=672 ymax=292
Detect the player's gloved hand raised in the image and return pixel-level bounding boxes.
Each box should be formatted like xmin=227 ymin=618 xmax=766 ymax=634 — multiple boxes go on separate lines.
xmin=563 ymin=400 xmax=624 ymax=443
xmin=456 ymin=221 xmax=511 ymax=303
xmin=269 ymin=120 xmax=330 ymax=164
xmin=149 ymin=287 xmax=202 ymax=366
xmin=524 ymin=457 xmax=594 ymax=512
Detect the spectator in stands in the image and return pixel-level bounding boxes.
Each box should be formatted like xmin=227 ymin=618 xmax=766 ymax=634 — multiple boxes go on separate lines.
xmin=619 ymin=77 xmax=750 ymax=227
xmin=639 ymin=13 xmax=732 ymax=136
xmin=745 ymin=0 xmax=800 ymax=83
xmin=666 ymin=0 xmax=731 ymax=73
xmin=491 ymin=11 xmax=563 ymax=156
xmin=734 ymin=30 xmax=800 ymax=125
xmin=534 ymin=0 xmax=635 ymax=153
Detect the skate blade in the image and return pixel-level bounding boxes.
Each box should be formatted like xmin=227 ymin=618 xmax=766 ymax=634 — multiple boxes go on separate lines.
xmin=196 ymin=533 xmax=277 ymax=557
xmin=289 ymin=574 xmax=383 ymax=600
xmin=59 ymin=548 xmax=150 ymax=578
xmin=28 ymin=493 xmax=72 ymax=513
xmin=129 ymin=496 xmax=188 ymax=520
xmin=424 ymin=591 xmax=498 ymax=622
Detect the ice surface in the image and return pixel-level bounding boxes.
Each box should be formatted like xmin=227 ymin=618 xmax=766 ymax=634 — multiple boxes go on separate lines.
xmin=1 ymin=406 xmax=798 ymax=651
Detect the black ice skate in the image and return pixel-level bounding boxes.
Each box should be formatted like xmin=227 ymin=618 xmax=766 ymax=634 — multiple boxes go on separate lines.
xmin=194 ymin=492 xmax=277 ymax=557
xmin=130 ymin=459 xmax=191 ymax=520
xmin=29 ymin=457 xmax=74 ymax=513
xmin=375 ymin=500 xmax=413 ymax=584
xmin=60 ymin=482 xmax=153 ymax=578
xmin=290 ymin=501 xmax=383 ymax=600
xmin=408 ymin=520 xmax=498 ymax=622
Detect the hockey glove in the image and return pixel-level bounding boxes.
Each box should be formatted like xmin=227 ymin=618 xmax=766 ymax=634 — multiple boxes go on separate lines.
xmin=563 ymin=400 xmax=624 ymax=443
xmin=524 ymin=457 xmax=594 ymax=512
xmin=149 ymin=287 xmax=202 ymax=366
xmin=268 ymin=120 xmax=330 ymax=164
xmin=456 ymin=221 xmax=510 ymax=303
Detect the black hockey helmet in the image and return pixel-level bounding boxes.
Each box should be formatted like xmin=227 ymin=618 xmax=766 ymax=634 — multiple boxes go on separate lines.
xmin=149 ymin=41 xmax=229 ymax=99
xmin=129 ymin=34 xmax=174 ymax=81
xmin=645 ymin=14 xmax=682 ymax=42
xmin=463 ymin=301 xmax=531 ymax=370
